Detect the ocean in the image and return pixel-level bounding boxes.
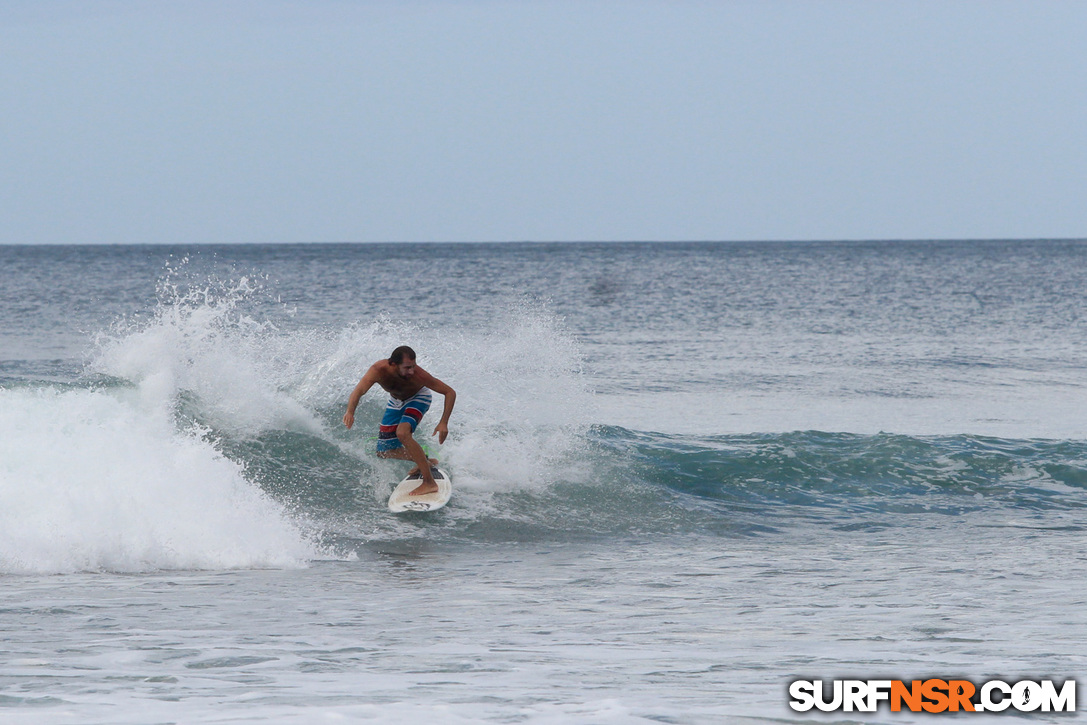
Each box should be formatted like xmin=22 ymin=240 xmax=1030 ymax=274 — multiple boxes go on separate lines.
xmin=1 ymin=240 xmax=1085 ymax=723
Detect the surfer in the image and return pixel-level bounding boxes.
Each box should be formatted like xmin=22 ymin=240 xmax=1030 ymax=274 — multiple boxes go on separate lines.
xmin=343 ymin=346 xmax=456 ymax=497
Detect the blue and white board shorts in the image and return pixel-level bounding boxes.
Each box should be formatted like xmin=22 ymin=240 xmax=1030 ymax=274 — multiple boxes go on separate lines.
xmin=377 ymin=388 xmax=432 ymax=452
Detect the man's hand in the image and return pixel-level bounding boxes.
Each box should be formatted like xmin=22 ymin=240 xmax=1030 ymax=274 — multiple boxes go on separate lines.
xmin=432 ymin=421 xmax=449 ymax=444
xmin=343 ymin=411 xmax=355 ymax=429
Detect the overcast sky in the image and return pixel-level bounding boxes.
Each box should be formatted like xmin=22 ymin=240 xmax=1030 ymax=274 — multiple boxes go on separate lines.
xmin=1 ymin=1 xmax=1084 ymax=244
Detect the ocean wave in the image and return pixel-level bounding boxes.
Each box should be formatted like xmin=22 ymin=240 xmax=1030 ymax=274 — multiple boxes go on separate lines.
xmin=163 ymin=417 xmax=1087 ymax=547
xmin=7 ymin=263 xmax=1087 ymax=573
xmin=0 ymin=386 xmax=319 ymax=575
xmin=598 ymin=426 xmax=1087 ymax=518
xmin=6 ymin=377 xmax=1086 ymax=574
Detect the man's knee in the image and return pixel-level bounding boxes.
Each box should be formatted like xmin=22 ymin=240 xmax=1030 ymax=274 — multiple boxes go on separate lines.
xmin=396 ymin=424 xmax=414 ymax=443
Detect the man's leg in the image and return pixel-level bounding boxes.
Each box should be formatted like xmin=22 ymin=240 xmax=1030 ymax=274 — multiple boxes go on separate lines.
xmin=396 ymin=422 xmax=439 ymax=496
xmin=377 ymin=446 xmax=437 ymax=471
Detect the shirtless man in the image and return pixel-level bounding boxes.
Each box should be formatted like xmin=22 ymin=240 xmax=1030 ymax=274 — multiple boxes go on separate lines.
xmin=342 ymin=346 xmax=456 ymax=496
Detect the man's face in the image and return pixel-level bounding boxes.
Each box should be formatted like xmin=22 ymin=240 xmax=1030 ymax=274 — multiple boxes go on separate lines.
xmin=396 ymin=359 xmax=416 ymax=378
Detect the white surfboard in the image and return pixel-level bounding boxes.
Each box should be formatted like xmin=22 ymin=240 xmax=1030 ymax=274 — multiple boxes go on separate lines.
xmin=388 ymin=466 xmax=452 ymax=513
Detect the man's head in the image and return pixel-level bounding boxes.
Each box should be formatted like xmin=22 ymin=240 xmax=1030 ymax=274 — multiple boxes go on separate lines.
xmin=389 ymin=345 xmax=417 ymax=377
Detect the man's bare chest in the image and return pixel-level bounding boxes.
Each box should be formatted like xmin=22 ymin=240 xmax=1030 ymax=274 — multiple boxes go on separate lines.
xmin=378 ymin=377 xmax=422 ymax=400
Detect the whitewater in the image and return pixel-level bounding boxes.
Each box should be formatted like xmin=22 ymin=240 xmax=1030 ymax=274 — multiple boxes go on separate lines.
xmin=1 ymin=241 xmax=1086 ymax=723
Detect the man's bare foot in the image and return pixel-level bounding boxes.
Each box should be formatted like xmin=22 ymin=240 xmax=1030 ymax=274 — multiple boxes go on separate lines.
xmin=405 ymin=458 xmax=439 ymax=478
xmin=409 ymin=480 xmax=439 ymax=496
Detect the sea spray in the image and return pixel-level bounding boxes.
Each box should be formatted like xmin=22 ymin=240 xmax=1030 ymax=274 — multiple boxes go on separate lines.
xmin=415 ymin=302 xmax=595 ymax=492
xmin=289 ymin=301 xmax=596 ymax=494
xmin=93 ymin=268 xmax=597 ymax=495
xmin=91 ymin=265 xmax=323 ymax=438
xmin=80 ymin=266 xmax=602 ymax=548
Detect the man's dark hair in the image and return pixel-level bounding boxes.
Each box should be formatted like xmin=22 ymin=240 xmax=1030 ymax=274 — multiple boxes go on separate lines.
xmin=389 ymin=346 xmax=417 ymax=364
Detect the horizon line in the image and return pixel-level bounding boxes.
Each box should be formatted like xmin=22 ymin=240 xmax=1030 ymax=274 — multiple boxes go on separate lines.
xmin=2 ymin=237 xmax=1086 ymax=248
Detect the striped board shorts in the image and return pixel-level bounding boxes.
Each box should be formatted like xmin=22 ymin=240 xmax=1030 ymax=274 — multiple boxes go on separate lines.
xmin=376 ymin=388 xmax=433 ymax=452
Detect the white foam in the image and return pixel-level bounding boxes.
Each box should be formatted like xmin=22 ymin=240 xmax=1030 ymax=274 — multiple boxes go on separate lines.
xmin=0 ymin=387 xmax=316 ymax=574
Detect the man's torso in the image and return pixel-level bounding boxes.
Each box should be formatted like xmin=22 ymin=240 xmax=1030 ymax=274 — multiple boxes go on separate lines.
xmin=375 ymin=365 xmax=426 ymax=401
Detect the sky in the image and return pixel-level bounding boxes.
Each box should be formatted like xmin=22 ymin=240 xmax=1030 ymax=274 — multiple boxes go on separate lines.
xmin=1 ymin=0 xmax=1085 ymax=244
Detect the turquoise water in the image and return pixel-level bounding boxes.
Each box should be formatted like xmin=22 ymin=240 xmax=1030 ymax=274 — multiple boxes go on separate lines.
xmin=1 ymin=241 xmax=1086 ymax=722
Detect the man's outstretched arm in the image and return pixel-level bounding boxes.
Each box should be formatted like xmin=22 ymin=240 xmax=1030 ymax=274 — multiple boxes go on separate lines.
xmin=343 ymin=366 xmax=379 ymax=429
xmin=422 ymin=374 xmax=456 ymax=444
